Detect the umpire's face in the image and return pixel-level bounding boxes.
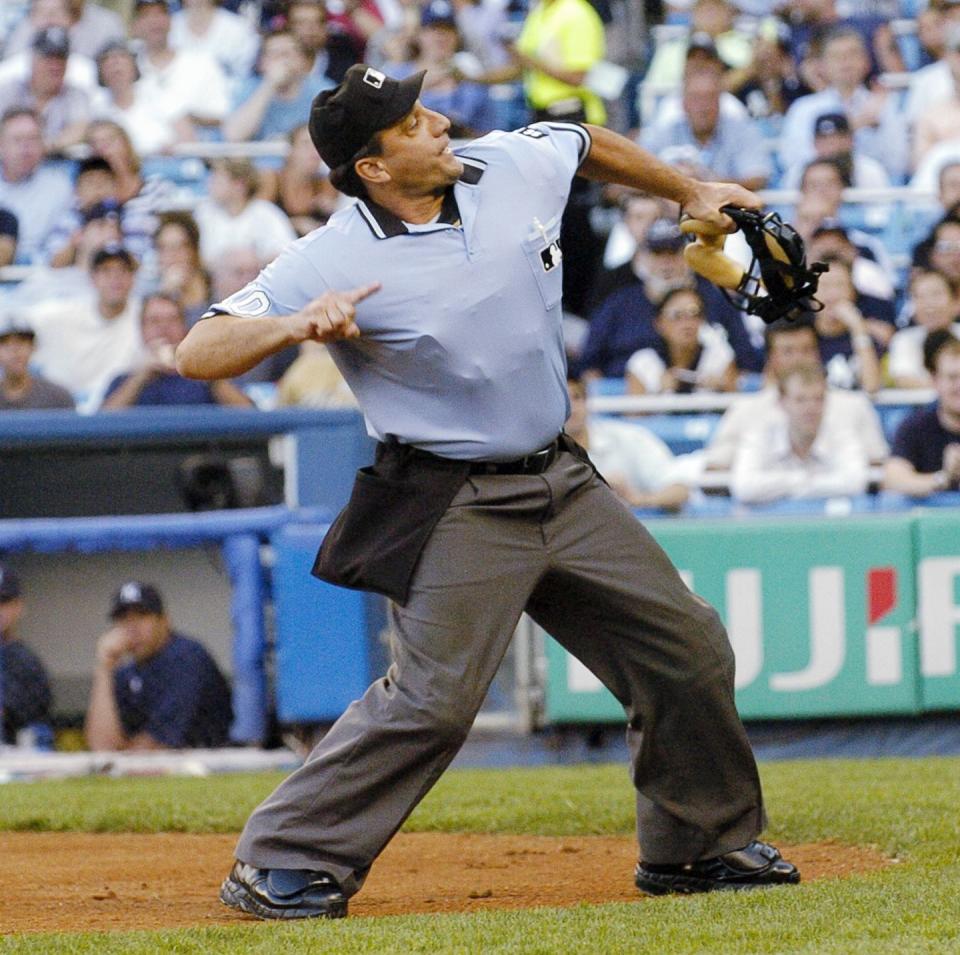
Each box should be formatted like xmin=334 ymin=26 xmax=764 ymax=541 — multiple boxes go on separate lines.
xmin=361 ymin=101 xmax=463 ymax=197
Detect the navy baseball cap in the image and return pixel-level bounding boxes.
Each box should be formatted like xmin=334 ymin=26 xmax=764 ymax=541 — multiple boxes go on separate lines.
xmin=646 ymin=218 xmax=685 ymax=253
xmin=308 ymin=64 xmax=426 ymax=170
xmin=109 ymin=581 xmax=164 ymax=619
xmin=82 ymin=199 xmax=122 ymax=225
xmin=33 ymin=26 xmax=70 ymax=58
xmin=814 ymin=112 xmax=850 ymax=137
xmin=422 ymin=0 xmax=457 ymax=28
xmin=0 ymin=565 xmax=22 ymax=602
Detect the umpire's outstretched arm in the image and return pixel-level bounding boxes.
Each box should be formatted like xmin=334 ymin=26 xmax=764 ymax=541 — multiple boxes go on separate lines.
xmin=579 ymin=123 xmax=762 ymax=232
xmin=176 ymin=282 xmax=380 ymax=381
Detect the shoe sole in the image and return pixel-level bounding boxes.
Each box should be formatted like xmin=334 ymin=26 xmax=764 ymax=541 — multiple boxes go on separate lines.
xmin=220 ymin=877 xmax=348 ymax=920
xmin=635 ymin=870 xmax=801 ymax=896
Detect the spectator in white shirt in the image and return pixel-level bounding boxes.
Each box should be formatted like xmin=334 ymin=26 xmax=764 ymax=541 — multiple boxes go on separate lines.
xmin=0 ymin=106 xmax=72 ymax=263
xmin=0 ymin=0 xmax=98 ymax=91
xmin=905 ymin=0 xmax=960 ymax=127
xmin=625 ymin=286 xmax=737 ymax=395
xmin=169 ymin=0 xmax=259 ymax=92
xmin=0 ymin=26 xmax=92 ymax=152
xmin=913 ymin=24 xmax=960 ymax=174
xmin=566 ymin=376 xmax=689 ymax=512
xmin=705 ymin=318 xmax=888 ymax=472
xmin=89 ymin=39 xmax=177 ymax=157
xmin=778 ymin=26 xmax=907 ymax=183
xmin=27 ymin=243 xmax=145 ymax=407
xmin=130 ymin=0 xmax=230 ymax=144
xmin=5 ymin=0 xmax=125 ymax=60
xmin=887 ymin=269 xmax=960 ymax=389
xmin=731 ymin=362 xmax=871 ymax=504
xmin=194 ymin=157 xmax=296 ymax=266
xmin=780 ymin=111 xmax=890 ymax=190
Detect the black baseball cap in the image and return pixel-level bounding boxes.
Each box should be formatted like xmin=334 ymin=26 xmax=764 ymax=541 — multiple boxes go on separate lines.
xmin=812 ymin=217 xmax=850 ymax=239
xmin=814 ymin=112 xmax=850 ymax=137
xmin=0 ymin=565 xmax=22 ymax=603
xmin=109 ymin=581 xmax=164 ymax=619
xmin=33 ymin=25 xmax=70 ymax=58
xmin=646 ymin=218 xmax=685 ymax=253
xmin=0 ymin=317 xmax=36 ymax=342
xmin=308 ymin=64 xmax=426 ymax=170
xmin=91 ymin=242 xmax=136 ymax=270
xmin=82 ymin=199 xmax=122 ymax=225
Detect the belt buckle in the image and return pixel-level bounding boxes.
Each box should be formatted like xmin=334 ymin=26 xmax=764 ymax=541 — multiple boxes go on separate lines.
xmin=524 ymin=446 xmax=551 ymax=472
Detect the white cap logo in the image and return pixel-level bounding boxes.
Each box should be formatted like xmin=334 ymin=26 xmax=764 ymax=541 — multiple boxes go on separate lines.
xmin=120 ymin=582 xmax=142 ymax=603
xmin=363 ymin=68 xmax=386 ymax=89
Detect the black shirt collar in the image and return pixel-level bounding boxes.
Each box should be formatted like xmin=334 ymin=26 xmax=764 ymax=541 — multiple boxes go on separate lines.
xmin=356 ymin=157 xmax=485 ymax=239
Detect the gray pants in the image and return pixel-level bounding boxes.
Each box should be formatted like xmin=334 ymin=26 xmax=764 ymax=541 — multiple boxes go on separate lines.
xmin=236 ymin=451 xmax=764 ymax=896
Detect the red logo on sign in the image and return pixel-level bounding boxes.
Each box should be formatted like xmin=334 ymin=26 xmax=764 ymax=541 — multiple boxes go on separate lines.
xmin=867 ymin=567 xmax=897 ymax=625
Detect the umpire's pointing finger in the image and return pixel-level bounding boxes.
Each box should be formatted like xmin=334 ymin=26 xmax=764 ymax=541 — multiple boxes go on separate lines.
xmin=343 ymin=282 xmax=382 ymax=305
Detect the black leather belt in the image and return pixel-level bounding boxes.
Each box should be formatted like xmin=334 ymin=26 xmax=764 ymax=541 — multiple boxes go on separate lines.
xmin=468 ymin=439 xmax=560 ymax=476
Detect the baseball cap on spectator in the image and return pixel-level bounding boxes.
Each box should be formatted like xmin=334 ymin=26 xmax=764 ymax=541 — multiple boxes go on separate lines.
xmin=82 ymin=199 xmax=122 ymax=225
xmin=0 ymin=317 xmax=36 ymax=342
xmin=814 ymin=113 xmax=851 ymax=137
xmin=109 ymin=581 xmax=164 ymax=619
xmin=646 ymin=218 xmax=685 ymax=253
xmin=91 ymin=242 xmax=136 ymax=270
xmin=0 ymin=565 xmax=22 ymax=603
xmin=812 ymin=218 xmax=850 ymax=239
xmin=133 ymin=0 xmax=171 ymax=10
xmin=33 ymin=26 xmax=70 ymax=58
xmin=422 ymin=0 xmax=457 ymax=27
xmin=309 ymin=64 xmax=426 ymax=170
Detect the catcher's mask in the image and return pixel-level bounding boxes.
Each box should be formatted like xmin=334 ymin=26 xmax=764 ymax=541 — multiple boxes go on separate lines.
xmin=680 ymin=206 xmax=829 ymax=324
xmin=719 ymin=206 xmax=829 ymax=323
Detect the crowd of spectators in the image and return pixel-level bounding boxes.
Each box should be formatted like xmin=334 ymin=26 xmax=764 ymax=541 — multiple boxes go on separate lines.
xmin=5 ymin=0 xmax=960 ymax=753
xmin=0 ymin=0 xmax=955 ymax=500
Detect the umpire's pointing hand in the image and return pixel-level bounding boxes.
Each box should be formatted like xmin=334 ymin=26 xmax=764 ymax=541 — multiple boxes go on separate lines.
xmin=294 ymin=282 xmax=381 ymax=344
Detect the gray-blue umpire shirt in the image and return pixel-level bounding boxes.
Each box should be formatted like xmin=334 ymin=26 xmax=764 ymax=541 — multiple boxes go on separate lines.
xmin=206 ymin=122 xmax=591 ymax=461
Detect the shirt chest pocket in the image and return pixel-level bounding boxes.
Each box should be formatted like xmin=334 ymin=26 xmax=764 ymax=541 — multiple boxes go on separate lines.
xmin=521 ymin=212 xmax=564 ymax=311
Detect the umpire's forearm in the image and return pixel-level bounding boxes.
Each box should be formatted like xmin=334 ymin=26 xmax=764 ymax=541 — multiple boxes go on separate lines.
xmin=579 ymin=125 xmax=697 ymax=206
xmin=176 ymin=313 xmax=300 ymax=381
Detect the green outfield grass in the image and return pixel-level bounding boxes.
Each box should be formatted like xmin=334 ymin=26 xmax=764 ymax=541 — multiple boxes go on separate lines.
xmin=2 ymin=757 xmax=960 ymax=953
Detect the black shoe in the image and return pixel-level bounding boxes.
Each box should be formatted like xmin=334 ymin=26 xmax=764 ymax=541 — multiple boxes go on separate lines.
xmin=220 ymin=862 xmax=348 ymax=920
xmin=635 ymin=840 xmax=800 ymax=896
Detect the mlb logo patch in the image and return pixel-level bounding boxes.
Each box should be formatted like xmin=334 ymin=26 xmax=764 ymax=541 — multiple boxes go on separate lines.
xmin=363 ymin=68 xmax=386 ymax=89
xmin=540 ymin=240 xmax=562 ymax=272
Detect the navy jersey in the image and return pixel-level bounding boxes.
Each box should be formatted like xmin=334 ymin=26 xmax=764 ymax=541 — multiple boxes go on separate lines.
xmin=0 ymin=639 xmax=52 ymax=743
xmin=890 ymin=405 xmax=960 ymax=474
xmin=113 ymin=633 xmax=232 ymax=748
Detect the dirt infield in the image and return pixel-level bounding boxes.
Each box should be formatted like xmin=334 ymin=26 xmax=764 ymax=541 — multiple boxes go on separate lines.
xmin=0 ymin=832 xmax=889 ymax=935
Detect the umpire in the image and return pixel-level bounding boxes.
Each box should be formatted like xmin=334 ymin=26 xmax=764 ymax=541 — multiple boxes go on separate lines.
xmin=177 ymin=65 xmax=800 ymax=919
